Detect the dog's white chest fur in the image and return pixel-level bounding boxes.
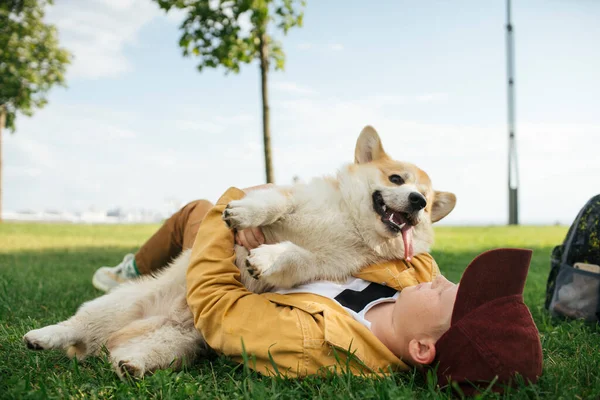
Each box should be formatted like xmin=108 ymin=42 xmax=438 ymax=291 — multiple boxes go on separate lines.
xmin=226 ymin=171 xmax=421 ymax=290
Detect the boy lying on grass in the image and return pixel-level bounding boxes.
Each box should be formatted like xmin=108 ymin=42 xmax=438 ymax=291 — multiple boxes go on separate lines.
xmin=95 ymin=188 xmax=543 ymax=395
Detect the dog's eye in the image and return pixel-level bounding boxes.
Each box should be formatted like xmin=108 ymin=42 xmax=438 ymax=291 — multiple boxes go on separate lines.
xmin=389 ymin=174 xmax=404 ymax=185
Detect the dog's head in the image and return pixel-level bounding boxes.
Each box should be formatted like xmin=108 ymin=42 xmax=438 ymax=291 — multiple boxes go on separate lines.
xmin=340 ymin=126 xmax=456 ymax=260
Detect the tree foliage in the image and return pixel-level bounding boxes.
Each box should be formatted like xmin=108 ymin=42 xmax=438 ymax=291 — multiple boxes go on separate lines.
xmin=154 ymin=0 xmax=305 ymax=73
xmin=0 ymin=0 xmax=71 ymax=131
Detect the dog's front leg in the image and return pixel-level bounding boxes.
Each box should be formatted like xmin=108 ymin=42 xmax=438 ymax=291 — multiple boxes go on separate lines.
xmin=222 ymin=188 xmax=293 ymax=229
xmin=245 ymin=241 xmax=317 ymax=288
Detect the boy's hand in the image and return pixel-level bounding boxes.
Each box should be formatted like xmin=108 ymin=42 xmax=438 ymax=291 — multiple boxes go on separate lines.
xmin=235 ymin=227 xmax=265 ymax=250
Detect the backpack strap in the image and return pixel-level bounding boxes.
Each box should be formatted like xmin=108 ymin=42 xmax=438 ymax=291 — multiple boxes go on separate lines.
xmin=561 ymin=196 xmax=597 ymax=265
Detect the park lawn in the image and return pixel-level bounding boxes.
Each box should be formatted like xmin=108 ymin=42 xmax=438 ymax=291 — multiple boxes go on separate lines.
xmin=0 ymin=223 xmax=599 ymax=399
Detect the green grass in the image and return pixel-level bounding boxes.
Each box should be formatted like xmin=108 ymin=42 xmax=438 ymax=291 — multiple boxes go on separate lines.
xmin=1 ymin=223 xmax=599 ymax=399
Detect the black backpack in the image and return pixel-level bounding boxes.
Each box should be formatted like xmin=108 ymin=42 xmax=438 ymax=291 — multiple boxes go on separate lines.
xmin=545 ymin=194 xmax=600 ymax=323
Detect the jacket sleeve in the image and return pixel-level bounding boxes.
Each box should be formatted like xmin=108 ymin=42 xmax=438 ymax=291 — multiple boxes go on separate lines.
xmin=185 ymin=187 xmax=304 ymax=367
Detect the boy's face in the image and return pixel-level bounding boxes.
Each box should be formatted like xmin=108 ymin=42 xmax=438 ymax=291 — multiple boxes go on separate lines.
xmin=392 ymin=275 xmax=458 ymax=340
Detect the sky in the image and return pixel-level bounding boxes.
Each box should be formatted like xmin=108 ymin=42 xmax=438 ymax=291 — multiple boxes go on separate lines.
xmin=4 ymin=0 xmax=600 ymax=225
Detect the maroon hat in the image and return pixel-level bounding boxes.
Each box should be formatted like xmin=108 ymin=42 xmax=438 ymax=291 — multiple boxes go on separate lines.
xmin=433 ymin=248 xmax=543 ymax=395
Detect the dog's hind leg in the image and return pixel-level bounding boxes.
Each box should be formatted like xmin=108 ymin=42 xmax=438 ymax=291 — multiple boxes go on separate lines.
xmin=23 ymin=322 xmax=87 ymax=358
xmin=23 ymin=282 xmax=148 ymax=359
xmin=107 ymin=316 xmax=206 ymax=379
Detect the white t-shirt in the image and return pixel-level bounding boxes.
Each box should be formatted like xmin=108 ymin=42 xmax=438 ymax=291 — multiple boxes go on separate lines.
xmin=276 ymin=277 xmax=399 ymax=330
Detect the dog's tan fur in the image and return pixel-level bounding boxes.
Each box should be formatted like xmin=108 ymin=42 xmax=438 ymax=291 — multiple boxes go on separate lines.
xmin=23 ymin=126 xmax=456 ymax=379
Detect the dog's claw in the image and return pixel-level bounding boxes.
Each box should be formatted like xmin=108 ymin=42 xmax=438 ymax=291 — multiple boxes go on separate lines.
xmin=118 ymin=360 xmax=141 ymax=379
xmin=245 ymin=259 xmax=260 ymax=280
xmin=24 ymin=338 xmax=43 ymax=350
xmin=222 ymin=209 xmax=232 ymax=227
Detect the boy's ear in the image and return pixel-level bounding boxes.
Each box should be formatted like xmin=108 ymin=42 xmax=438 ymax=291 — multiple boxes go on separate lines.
xmin=408 ymin=338 xmax=437 ymax=366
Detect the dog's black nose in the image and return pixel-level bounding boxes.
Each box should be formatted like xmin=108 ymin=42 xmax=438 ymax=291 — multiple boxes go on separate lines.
xmin=409 ymin=192 xmax=427 ymax=211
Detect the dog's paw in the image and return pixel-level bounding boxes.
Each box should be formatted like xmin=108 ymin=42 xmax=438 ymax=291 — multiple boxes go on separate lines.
xmin=222 ymin=198 xmax=262 ymax=229
xmin=246 ymin=243 xmax=293 ymax=284
xmin=115 ymin=359 xmax=145 ymax=380
xmin=246 ymin=244 xmax=282 ymax=279
xmin=23 ymin=325 xmax=73 ymax=351
xmin=23 ymin=334 xmax=46 ymax=350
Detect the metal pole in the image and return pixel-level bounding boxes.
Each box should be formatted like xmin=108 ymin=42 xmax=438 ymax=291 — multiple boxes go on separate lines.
xmin=506 ymin=0 xmax=519 ymax=225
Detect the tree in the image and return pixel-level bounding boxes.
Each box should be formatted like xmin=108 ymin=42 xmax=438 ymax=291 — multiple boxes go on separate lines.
xmin=0 ymin=0 xmax=70 ymax=221
xmin=154 ymin=0 xmax=306 ymax=183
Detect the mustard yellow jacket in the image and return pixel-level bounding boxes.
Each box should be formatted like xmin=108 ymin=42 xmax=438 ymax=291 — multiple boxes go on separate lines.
xmin=186 ymin=187 xmax=441 ymax=377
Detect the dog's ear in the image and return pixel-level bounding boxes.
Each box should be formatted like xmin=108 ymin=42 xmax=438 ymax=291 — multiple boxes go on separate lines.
xmin=431 ymin=191 xmax=456 ymax=223
xmin=355 ymin=126 xmax=387 ymax=164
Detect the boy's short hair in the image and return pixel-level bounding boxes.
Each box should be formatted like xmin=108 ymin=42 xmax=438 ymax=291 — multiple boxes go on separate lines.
xmin=432 ymin=249 xmax=543 ymax=395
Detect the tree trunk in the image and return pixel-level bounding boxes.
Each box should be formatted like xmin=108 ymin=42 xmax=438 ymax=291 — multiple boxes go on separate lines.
xmin=0 ymin=105 xmax=4 ymax=223
xmin=258 ymin=31 xmax=274 ymax=184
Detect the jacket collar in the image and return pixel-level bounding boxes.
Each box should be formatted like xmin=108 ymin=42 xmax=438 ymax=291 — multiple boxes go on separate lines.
xmin=353 ymin=257 xmax=436 ymax=291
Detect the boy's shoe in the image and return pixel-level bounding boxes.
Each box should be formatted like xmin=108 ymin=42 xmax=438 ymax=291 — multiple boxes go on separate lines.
xmin=92 ymin=253 xmax=139 ymax=292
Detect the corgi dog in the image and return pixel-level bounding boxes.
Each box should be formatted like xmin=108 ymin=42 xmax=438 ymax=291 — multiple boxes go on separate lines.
xmin=23 ymin=126 xmax=456 ymax=379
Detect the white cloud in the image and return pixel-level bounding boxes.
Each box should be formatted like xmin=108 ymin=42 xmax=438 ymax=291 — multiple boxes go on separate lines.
xmin=173 ymin=120 xmax=226 ymax=134
xmin=45 ymin=0 xmax=169 ymax=79
xmin=11 ymin=136 xmax=57 ymax=168
xmin=270 ymin=96 xmax=600 ymax=225
xmin=352 ymin=93 xmax=449 ymax=108
xmin=6 ymin=95 xmax=600 ymax=225
xmin=416 ymin=93 xmax=449 ymax=103
xmin=172 ymin=112 xmax=255 ymax=135
xmin=364 ymin=95 xmax=408 ymax=107
xmin=44 ymin=0 xmax=254 ymax=80
xmin=3 ymin=102 xmax=267 ymax=213
xmin=272 ymin=81 xmax=316 ymax=96
xmin=214 ymin=114 xmax=254 ymax=125
xmin=5 ymin=166 xmax=43 ymax=179
xmin=295 ymin=42 xmax=344 ymax=52
xmin=108 ymin=128 xmax=138 ymax=139
xmin=164 ymin=7 xmax=187 ymax=24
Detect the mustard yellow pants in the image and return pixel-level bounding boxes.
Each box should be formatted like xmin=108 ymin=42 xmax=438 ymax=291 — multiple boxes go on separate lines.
xmin=134 ymin=200 xmax=213 ymax=275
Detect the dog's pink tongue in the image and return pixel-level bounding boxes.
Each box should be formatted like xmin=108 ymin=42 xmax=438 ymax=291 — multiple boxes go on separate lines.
xmin=401 ymin=225 xmax=414 ymax=262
